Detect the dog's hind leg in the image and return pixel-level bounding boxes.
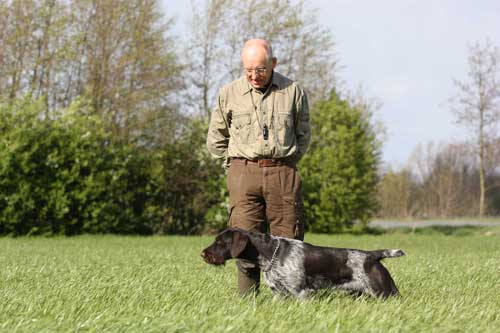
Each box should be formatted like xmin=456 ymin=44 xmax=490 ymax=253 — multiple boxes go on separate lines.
xmin=365 ymin=261 xmax=400 ymax=298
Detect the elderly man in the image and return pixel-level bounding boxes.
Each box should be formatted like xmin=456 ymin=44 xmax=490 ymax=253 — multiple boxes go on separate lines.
xmin=206 ymin=38 xmax=311 ymax=296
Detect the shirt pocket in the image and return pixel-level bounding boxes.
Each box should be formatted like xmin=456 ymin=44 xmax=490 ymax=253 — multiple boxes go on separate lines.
xmin=232 ymin=112 xmax=253 ymax=144
xmin=275 ymin=111 xmax=294 ymax=146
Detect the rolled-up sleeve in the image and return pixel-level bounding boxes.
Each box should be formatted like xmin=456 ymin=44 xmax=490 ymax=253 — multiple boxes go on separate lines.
xmin=207 ymin=88 xmax=230 ymax=160
xmin=295 ymin=87 xmax=311 ymax=160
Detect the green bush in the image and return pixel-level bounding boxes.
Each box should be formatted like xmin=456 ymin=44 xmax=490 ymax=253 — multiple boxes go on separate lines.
xmin=0 ymin=93 xmax=382 ymax=236
xmin=155 ymin=119 xmax=228 ymax=235
xmin=299 ymin=91 xmax=381 ymax=233
xmin=0 ymin=97 xmax=167 ymax=235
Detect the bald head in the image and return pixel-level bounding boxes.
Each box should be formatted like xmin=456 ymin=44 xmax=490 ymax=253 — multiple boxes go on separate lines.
xmin=241 ymin=39 xmax=277 ymax=89
xmin=241 ymin=39 xmax=274 ymax=63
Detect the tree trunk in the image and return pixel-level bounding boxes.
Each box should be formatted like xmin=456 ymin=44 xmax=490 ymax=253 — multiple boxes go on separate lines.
xmin=479 ymin=107 xmax=485 ymax=218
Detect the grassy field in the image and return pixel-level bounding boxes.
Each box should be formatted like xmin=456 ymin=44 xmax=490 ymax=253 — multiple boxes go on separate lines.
xmin=1 ymin=227 xmax=499 ymax=332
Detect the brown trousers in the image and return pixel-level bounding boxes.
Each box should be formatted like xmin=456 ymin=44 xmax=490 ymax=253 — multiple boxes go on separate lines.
xmin=227 ymin=158 xmax=305 ymax=295
xmin=227 ymin=159 xmax=305 ymax=239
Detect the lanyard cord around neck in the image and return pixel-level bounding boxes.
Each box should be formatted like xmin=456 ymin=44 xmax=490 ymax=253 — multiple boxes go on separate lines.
xmin=249 ymin=89 xmax=264 ymax=132
xmin=249 ymin=88 xmax=275 ymax=141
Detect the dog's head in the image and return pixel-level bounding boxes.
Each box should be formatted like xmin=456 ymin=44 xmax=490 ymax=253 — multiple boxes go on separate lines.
xmin=201 ymin=228 xmax=250 ymax=266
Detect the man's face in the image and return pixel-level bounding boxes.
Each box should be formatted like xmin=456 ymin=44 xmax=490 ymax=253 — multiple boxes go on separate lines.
xmin=242 ymin=49 xmax=277 ymax=89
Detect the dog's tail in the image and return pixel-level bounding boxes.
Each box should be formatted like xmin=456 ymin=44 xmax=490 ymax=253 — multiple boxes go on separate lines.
xmin=370 ymin=249 xmax=406 ymax=260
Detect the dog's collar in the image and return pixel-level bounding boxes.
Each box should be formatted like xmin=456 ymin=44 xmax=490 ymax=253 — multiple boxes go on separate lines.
xmin=264 ymin=238 xmax=281 ymax=272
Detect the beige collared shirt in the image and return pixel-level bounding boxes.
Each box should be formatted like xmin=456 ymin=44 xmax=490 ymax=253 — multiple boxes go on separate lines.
xmin=207 ymin=71 xmax=310 ymax=166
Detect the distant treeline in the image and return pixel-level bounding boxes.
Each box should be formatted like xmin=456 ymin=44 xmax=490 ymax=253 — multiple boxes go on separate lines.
xmin=0 ymin=0 xmax=499 ymax=235
xmin=378 ymin=142 xmax=500 ymax=218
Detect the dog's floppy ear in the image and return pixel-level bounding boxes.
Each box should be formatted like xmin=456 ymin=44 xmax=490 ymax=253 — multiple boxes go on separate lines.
xmin=230 ymin=231 xmax=249 ymax=257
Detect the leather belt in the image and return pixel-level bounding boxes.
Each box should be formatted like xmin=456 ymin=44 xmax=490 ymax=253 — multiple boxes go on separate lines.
xmin=231 ymin=157 xmax=295 ymax=167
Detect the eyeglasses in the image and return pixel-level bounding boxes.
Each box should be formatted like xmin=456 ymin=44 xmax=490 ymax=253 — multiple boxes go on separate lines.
xmin=244 ymin=67 xmax=267 ymax=76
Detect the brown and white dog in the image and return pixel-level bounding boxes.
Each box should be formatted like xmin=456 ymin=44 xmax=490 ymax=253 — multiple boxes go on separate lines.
xmin=201 ymin=228 xmax=405 ymax=299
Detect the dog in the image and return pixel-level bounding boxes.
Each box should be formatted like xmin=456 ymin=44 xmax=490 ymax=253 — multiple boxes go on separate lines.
xmin=201 ymin=228 xmax=405 ymax=299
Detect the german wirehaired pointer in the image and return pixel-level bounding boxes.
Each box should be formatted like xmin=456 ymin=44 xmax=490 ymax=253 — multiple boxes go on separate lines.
xmin=201 ymin=228 xmax=405 ymax=298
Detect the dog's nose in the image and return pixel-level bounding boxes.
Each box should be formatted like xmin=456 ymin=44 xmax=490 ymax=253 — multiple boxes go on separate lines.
xmin=201 ymin=250 xmax=206 ymax=258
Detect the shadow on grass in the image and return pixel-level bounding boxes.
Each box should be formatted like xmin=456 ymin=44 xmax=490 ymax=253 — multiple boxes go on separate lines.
xmin=384 ymin=225 xmax=500 ymax=236
xmin=344 ymin=224 xmax=500 ymax=236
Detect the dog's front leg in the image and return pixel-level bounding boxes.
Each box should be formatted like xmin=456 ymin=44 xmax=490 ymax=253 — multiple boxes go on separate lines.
xmin=296 ymin=289 xmax=313 ymax=300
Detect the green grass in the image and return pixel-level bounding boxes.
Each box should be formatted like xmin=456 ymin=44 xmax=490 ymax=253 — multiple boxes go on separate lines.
xmin=373 ymin=217 xmax=500 ymax=223
xmin=1 ymin=228 xmax=500 ymax=332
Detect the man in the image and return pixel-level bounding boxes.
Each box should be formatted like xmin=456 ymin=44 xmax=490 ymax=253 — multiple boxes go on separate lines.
xmin=206 ymin=38 xmax=311 ymax=296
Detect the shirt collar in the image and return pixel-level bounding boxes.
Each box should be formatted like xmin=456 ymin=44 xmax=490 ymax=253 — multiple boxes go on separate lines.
xmin=241 ymin=71 xmax=282 ymax=95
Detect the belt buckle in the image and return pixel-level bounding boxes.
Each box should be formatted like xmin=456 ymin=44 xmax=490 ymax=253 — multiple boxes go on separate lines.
xmin=258 ymin=159 xmax=276 ymax=167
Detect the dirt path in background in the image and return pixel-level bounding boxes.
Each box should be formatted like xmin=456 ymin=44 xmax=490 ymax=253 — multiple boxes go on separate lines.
xmin=369 ymin=220 xmax=500 ymax=228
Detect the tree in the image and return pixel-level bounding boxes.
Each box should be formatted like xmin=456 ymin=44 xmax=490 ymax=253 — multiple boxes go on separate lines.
xmin=409 ymin=142 xmax=478 ymax=218
xmin=186 ymin=0 xmax=231 ymax=118
xmin=450 ymin=41 xmax=500 ymax=218
xmin=186 ymin=0 xmax=338 ymax=118
xmin=377 ymin=168 xmax=416 ymax=218
xmin=299 ymin=90 xmax=381 ymax=233
xmin=0 ymin=0 xmax=183 ymax=145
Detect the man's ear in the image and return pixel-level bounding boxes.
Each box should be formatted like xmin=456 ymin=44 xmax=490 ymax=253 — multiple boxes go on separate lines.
xmin=230 ymin=231 xmax=249 ymax=257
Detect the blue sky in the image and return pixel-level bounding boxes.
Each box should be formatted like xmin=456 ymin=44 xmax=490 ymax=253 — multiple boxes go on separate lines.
xmin=160 ymin=0 xmax=500 ymax=168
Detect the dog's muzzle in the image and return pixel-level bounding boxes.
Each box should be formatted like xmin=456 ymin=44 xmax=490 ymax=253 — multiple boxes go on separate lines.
xmin=201 ymin=249 xmax=226 ymax=266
